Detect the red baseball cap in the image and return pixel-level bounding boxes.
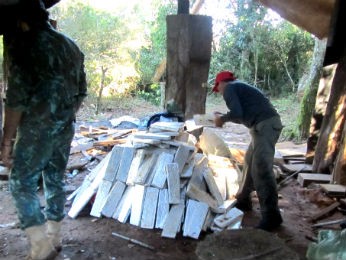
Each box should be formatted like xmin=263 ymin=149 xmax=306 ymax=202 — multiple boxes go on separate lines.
xmin=212 ymin=71 xmax=236 ymax=92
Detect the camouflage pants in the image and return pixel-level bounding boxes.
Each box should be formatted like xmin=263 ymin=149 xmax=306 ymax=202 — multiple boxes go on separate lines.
xmin=236 ymin=116 xmax=283 ymax=217
xmin=10 ymin=122 xmax=74 ymax=230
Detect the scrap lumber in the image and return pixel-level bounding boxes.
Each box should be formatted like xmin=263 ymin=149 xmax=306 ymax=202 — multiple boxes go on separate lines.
xmin=155 ymin=189 xmax=169 ymax=229
xmin=112 ymin=232 xmax=155 ymax=251
xmin=297 ymin=173 xmax=331 ymax=187
xmin=166 ymin=163 xmax=181 ymax=204
xmin=183 ymin=199 xmax=209 ymax=239
xmin=126 ymin=149 xmax=146 ymax=185
xmin=161 ymin=204 xmax=185 ymax=238
xmin=213 ymin=207 xmax=244 ymax=229
xmin=116 ymin=146 xmax=135 ymax=182
xmin=149 ymin=121 xmax=184 ymax=133
xmin=309 ymin=201 xmax=341 ymax=222
xmin=90 ymin=180 xmax=113 ymax=217
xmin=68 ymin=153 xmax=111 ymax=218
xmin=320 ymin=184 xmax=346 ymax=197
xmin=101 ymin=181 xmax=126 ymax=218
xmin=132 ymin=132 xmax=173 ymax=141
xmin=134 ymin=151 xmax=157 ymax=185
xmin=281 ymin=163 xmax=312 ymax=173
xmin=151 ymin=152 xmax=175 ymax=188
xmin=173 ymin=144 xmax=193 ymax=174
xmin=113 ymin=186 xmax=134 ymax=223
xmin=187 ymin=183 xmax=220 ymax=212
xmin=140 ymin=187 xmax=160 ymax=229
xmin=130 ymin=185 xmax=146 ymax=226
xmin=203 ymin=168 xmax=224 ymax=206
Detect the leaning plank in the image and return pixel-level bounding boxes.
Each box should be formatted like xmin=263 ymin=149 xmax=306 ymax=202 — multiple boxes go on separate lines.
xmin=68 ymin=153 xmax=111 ymax=218
xmin=166 ymin=163 xmax=181 ymax=204
xmin=183 ymin=199 xmax=209 ymax=239
xmin=113 ymin=185 xmax=135 ymax=223
xmin=297 ymin=173 xmax=331 ymax=187
xmin=174 ymin=144 xmax=192 ymax=174
xmin=130 ymin=185 xmax=146 ymax=226
xmin=90 ymin=180 xmax=113 ymax=217
xmin=181 ymin=159 xmax=194 ymax=178
xmin=126 ymin=149 xmax=146 ymax=185
xmin=309 ymin=201 xmax=341 ymax=222
xmin=155 ymin=189 xmax=169 ymax=229
xmin=134 ymin=152 xmax=157 ymax=184
xmin=140 ymin=187 xmax=160 ymax=229
xmin=188 ymin=154 xmax=208 ymax=192
xmin=281 ymin=163 xmax=312 ymax=173
xmin=101 ymin=181 xmax=126 ymax=218
xmin=203 ymin=168 xmax=224 ymax=206
xmin=161 ymin=204 xmax=185 ymax=239
xmin=186 ymin=183 xmax=220 ymax=212
xmin=151 ymin=152 xmax=175 ymax=188
xmin=103 ymin=146 xmax=124 ymax=182
xmin=116 ymin=146 xmax=135 ymax=182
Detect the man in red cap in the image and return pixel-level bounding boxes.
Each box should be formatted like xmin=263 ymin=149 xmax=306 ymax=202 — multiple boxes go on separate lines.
xmin=213 ymin=71 xmax=283 ymax=231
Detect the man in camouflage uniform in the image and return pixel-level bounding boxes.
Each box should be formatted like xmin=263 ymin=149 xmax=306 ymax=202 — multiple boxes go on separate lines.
xmin=0 ymin=0 xmax=87 ymax=259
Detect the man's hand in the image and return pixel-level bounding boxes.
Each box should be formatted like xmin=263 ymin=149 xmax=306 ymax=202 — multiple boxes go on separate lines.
xmin=214 ymin=113 xmax=224 ymax=127
xmin=1 ymin=143 xmax=13 ymax=168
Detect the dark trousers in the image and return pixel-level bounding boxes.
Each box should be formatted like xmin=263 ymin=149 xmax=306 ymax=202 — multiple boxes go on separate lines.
xmin=236 ymin=116 xmax=283 ymax=218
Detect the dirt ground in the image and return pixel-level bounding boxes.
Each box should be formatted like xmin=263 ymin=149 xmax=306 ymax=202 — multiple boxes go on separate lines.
xmin=0 ymin=104 xmax=344 ymax=260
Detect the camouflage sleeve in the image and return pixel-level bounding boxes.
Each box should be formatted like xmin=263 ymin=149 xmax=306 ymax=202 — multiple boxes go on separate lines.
xmin=5 ymin=60 xmax=33 ymax=112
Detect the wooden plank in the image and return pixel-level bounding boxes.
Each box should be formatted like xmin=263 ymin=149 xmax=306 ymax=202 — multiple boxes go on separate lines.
xmin=151 ymin=152 xmax=174 ymax=188
xmin=181 ymin=159 xmax=194 ymax=178
xmin=188 ymin=154 xmax=208 ymax=191
xmin=309 ymin=201 xmax=341 ymax=222
xmin=90 ymin=180 xmax=113 ymax=217
xmin=320 ymin=184 xmax=346 ymax=196
xmin=68 ymin=153 xmax=111 ymax=218
xmin=281 ymin=163 xmax=312 ymax=173
xmin=161 ymin=204 xmax=185 ymax=239
xmin=166 ymin=163 xmax=181 ymax=204
xmin=183 ymin=199 xmax=209 ymax=239
xmin=155 ymin=189 xmax=170 ymax=229
xmin=186 ymin=183 xmax=220 ymax=213
xmin=150 ymin=122 xmax=184 ymax=132
xmin=130 ymin=185 xmax=146 ymax=226
xmin=140 ymin=187 xmax=159 ymax=229
xmin=173 ymin=144 xmax=192 ymax=174
xmin=203 ymin=168 xmax=224 ymax=206
xmin=126 ymin=149 xmax=146 ymax=185
xmin=103 ymin=146 xmax=123 ymax=182
xmin=101 ymin=181 xmax=126 ymax=218
xmin=297 ymin=173 xmax=332 ymax=187
xmin=113 ymin=186 xmax=134 ymax=223
xmin=213 ymin=207 xmax=244 ymax=229
xmin=134 ymin=152 xmax=157 ymax=184
xmin=116 ymin=146 xmax=135 ymax=182
xmin=132 ymin=132 xmax=173 ymax=140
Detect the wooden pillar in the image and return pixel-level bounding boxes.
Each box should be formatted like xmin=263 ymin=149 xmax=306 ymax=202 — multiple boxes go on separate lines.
xmin=305 ymin=64 xmax=335 ymax=163
xmin=165 ymin=15 xmax=212 ymax=120
xmin=313 ymin=45 xmax=346 ymax=175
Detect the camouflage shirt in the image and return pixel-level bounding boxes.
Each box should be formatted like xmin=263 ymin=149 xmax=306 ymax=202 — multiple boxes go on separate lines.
xmin=3 ymin=23 xmax=87 ymax=129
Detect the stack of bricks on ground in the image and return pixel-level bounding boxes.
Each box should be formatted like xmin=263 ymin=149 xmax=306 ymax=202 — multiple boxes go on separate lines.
xmin=68 ymin=121 xmax=244 ymax=239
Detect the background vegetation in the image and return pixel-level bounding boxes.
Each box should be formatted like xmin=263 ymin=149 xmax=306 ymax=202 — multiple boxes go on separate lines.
xmin=0 ymin=0 xmax=316 ymax=140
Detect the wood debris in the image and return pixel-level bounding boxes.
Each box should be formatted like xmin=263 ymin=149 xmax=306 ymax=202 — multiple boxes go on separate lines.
xmin=68 ymin=121 xmax=242 ymax=239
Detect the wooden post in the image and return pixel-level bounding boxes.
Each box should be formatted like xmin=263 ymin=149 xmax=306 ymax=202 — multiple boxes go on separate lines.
xmin=166 ymin=14 xmax=212 ymax=120
xmin=313 ymin=45 xmax=346 ymax=176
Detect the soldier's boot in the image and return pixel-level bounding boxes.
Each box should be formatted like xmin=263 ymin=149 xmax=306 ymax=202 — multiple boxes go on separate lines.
xmin=25 ymin=225 xmax=57 ymax=260
xmin=47 ymin=220 xmax=62 ymax=252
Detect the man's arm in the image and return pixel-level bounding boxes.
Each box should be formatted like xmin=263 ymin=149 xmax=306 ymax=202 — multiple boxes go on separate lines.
xmin=1 ymin=108 xmax=22 ymax=168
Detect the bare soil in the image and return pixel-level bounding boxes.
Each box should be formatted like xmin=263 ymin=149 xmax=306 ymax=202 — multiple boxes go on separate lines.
xmin=0 ymin=99 xmax=343 ymax=260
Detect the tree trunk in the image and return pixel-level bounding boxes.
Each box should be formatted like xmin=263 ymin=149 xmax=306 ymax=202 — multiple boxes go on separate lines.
xmin=96 ymin=66 xmax=107 ymax=115
xmin=313 ymin=45 xmax=346 ymax=174
xmin=178 ymin=0 xmax=189 ymax=14
xmin=166 ymin=15 xmax=212 ymax=119
xmin=297 ymin=38 xmax=327 ymax=141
